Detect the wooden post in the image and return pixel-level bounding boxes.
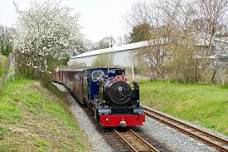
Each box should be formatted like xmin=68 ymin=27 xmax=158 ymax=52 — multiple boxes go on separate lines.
xmin=132 ymin=64 xmax=135 ymax=81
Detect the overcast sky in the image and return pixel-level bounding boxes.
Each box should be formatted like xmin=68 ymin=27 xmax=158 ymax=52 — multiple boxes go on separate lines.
xmin=0 ymin=0 xmax=136 ymax=42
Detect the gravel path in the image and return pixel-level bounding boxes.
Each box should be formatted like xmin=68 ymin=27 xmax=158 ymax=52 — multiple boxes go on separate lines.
xmin=52 ymin=83 xmax=113 ymax=152
xmin=142 ymin=117 xmax=218 ymax=152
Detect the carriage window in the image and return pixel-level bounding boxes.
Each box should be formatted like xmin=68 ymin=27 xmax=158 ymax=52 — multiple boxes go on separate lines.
xmin=74 ymin=74 xmax=81 ymax=82
xmin=91 ymin=70 xmax=104 ymax=82
xmin=68 ymin=72 xmax=74 ymax=81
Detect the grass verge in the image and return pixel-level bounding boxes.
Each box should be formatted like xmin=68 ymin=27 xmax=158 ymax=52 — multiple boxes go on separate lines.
xmin=140 ymin=80 xmax=228 ymax=136
xmin=0 ymin=79 xmax=90 ymax=151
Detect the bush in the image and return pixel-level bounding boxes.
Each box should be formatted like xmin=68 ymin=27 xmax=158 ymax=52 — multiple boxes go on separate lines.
xmin=91 ymin=54 xmax=113 ymax=68
xmin=0 ymin=55 xmax=7 ymax=77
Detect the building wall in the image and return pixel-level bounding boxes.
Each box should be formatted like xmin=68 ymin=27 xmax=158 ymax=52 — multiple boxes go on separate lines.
xmin=68 ymin=49 xmax=137 ymax=68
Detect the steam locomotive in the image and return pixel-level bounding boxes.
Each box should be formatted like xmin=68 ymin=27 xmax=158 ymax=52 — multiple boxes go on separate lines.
xmin=54 ymin=68 xmax=145 ymax=127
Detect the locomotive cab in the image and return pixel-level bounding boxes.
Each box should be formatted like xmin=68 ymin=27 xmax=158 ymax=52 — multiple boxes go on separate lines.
xmin=84 ymin=68 xmax=145 ymax=127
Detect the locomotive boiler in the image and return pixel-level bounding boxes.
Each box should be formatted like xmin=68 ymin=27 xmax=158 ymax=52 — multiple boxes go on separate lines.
xmin=54 ymin=68 xmax=145 ymax=127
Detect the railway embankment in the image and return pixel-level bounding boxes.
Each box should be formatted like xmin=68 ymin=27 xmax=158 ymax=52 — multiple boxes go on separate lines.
xmin=51 ymin=82 xmax=113 ymax=152
xmin=140 ymin=80 xmax=228 ymax=136
xmin=0 ymin=79 xmax=89 ymax=151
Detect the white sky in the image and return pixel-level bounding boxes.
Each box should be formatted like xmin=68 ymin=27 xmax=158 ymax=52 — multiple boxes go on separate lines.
xmin=0 ymin=0 xmax=136 ymax=42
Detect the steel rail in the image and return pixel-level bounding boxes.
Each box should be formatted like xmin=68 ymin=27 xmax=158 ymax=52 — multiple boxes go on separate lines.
xmin=114 ymin=129 xmax=159 ymax=152
xmin=143 ymin=106 xmax=228 ymax=152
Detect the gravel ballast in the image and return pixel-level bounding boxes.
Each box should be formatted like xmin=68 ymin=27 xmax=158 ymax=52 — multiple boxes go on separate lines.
xmin=142 ymin=117 xmax=218 ymax=152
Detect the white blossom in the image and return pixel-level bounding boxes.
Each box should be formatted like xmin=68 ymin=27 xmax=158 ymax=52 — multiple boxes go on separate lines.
xmin=14 ymin=0 xmax=83 ymax=73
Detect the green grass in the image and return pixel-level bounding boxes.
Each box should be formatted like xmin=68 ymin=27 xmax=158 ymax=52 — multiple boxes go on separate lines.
xmin=0 ymin=79 xmax=90 ymax=152
xmin=140 ymin=80 xmax=228 ymax=136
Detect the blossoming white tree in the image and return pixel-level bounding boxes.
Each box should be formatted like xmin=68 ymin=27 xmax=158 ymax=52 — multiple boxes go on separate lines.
xmin=0 ymin=25 xmax=14 ymax=56
xmin=14 ymin=0 xmax=83 ymax=76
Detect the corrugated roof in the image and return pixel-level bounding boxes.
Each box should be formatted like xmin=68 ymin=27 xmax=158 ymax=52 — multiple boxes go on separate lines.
xmin=71 ymin=41 xmax=149 ymax=59
xmin=71 ymin=37 xmax=228 ymax=59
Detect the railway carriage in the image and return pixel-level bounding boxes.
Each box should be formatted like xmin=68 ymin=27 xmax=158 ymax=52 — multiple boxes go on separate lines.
xmin=54 ymin=67 xmax=145 ymax=127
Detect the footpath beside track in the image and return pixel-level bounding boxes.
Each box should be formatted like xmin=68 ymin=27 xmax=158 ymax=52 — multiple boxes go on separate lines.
xmin=114 ymin=129 xmax=160 ymax=152
xmin=143 ymin=106 xmax=228 ymax=152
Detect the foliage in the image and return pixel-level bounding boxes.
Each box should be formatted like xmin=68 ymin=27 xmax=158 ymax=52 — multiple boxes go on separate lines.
xmin=0 ymin=25 xmax=14 ymax=56
xmin=0 ymin=79 xmax=89 ymax=151
xmin=133 ymin=53 xmax=148 ymax=75
xmin=0 ymin=55 xmax=7 ymax=77
xmin=116 ymin=33 xmax=130 ymax=45
xmin=197 ymin=0 xmax=228 ymax=82
xmin=140 ymin=80 xmax=228 ymax=135
xmin=91 ymin=54 xmax=113 ymax=68
xmin=69 ymin=62 xmax=88 ymax=69
xmin=168 ymin=38 xmax=202 ymax=82
xmin=14 ymin=0 xmax=83 ymax=78
xmin=130 ymin=23 xmax=151 ymax=43
xmin=128 ymin=1 xmax=177 ymax=79
xmin=0 ymin=54 xmax=16 ymax=92
xmin=92 ymin=36 xmax=116 ymax=50
xmin=128 ymin=0 xmax=228 ymax=83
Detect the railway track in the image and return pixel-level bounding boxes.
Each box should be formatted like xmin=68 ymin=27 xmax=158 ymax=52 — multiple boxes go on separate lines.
xmin=114 ymin=129 xmax=159 ymax=152
xmin=143 ymin=106 xmax=228 ymax=152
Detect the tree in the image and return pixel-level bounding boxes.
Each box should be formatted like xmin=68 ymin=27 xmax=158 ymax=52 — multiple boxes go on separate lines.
xmin=197 ymin=0 xmax=228 ymax=82
xmin=127 ymin=0 xmax=174 ymax=79
xmin=91 ymin=54 xmax=113 ymax=68
xmin=130 ymin=22 xmax=151 ymax=43
xmin=159 ymin=0 xmax=204 ymax=81
xmin=117 ymin=33 xmax=130 ymax=45
xmin=126 ymin=0 xmax=228 ymax=82
xmin=0 ymin=25 xmax=14 ymax=56
xmin=197 ymin=0 xmax=228 ymax=54
xmin=92 ymin=36 xmax=116 ymax=50
xmin=14 ymin=0 xmax=83 ymax=78
xmin=78 ymin=39 xmax=94 ymax=53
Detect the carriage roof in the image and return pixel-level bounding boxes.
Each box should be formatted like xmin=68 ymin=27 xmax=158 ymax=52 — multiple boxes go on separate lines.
xmin=57 ymin=67 xmax=124 ymax=72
